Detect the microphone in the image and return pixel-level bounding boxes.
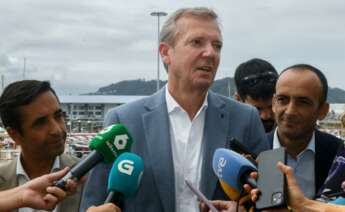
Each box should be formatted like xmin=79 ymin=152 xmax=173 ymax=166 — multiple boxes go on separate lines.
xmin=229 ymin=138 xmax=257 ymax=159
xmin=329 ymin=197 xmax=345 ymax=205
xmin=218 ymin=180 xmax=242 ymax=201
xmin=104 ymin=152 xmax=144 ymax=205
xmin=55 ymin=124 xmax=133 ymax=189
xmin=318 ymin=146 xmax=345 ymax=199
xmin=212 ymin=148 xmax=257 ymax=198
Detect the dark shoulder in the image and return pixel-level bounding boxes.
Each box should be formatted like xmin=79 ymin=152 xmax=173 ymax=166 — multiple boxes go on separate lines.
xmin=316 ymin=130 xmax=343 ymax=144
xmin=266 ymin=129 xmax=275 ymax=144
xmin=316 ymin=129 xmax=343 ymax=153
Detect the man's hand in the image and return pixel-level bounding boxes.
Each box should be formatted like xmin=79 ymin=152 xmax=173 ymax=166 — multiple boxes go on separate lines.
xmin=199 ymin=200 xmax=246 ymax=212
xmin=275 ymin=162 xmax=306 ymax=209
xmin=86 ymin=203 xmax=121 ymax=212
xmin=20 ymin=167 xmax=78 ymax=210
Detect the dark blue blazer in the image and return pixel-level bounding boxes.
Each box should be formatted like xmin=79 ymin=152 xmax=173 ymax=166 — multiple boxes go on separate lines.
xmin=267 ymin=129 xmax=342 ymax=196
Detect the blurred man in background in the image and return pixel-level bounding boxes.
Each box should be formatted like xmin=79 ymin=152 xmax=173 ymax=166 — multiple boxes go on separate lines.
xmin=234 ymin=58 xmax=278 ymax=133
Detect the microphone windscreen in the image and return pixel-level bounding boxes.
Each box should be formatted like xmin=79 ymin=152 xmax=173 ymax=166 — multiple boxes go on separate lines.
xmin=213 ymin=148 xmax=256 ymax=191
xmin=330 ymin=197 xmax=345 ymax=205
xmin=107 ymin=152 xmax=144 ymax=197
xmin=89 ymin=124 xmax=133 ymax=163
xmin=219 ymin=180 xmax=241 ymax=200
xmin=220 ymin=180 xmax=251 ymax=204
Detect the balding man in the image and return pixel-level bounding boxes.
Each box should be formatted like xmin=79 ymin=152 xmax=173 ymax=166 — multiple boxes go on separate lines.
xmin=267 ymin=64 xmax=342 ymax=199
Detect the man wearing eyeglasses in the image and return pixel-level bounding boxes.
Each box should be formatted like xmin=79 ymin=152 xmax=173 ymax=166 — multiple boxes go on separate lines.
xmin=234 ymin=58 xmax=278 ymax=133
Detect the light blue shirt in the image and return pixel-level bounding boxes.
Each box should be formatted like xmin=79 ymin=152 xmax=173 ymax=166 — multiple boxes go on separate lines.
xmin=273 ymin=129 xmax=316 ymax=199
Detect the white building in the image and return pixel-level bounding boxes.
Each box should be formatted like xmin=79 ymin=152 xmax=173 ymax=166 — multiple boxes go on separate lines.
xmin=59 ymin=95 xmax=147 ymax=132
xmin=329 ymin=103 xmax=345 ymax=116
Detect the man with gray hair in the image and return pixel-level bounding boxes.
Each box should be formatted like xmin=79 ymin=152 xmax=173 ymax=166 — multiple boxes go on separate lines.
xmin=80 ymin=7 xmax=269 ymax=212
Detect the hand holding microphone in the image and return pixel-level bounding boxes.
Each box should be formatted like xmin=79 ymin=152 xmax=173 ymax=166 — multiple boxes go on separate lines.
xmin=0 ymin=167 xmax=76 ymax=211
xmin=55 ymin=124 xmax=133 ymax=190
xmin=210 ymin=148 xmax=257 ymax=210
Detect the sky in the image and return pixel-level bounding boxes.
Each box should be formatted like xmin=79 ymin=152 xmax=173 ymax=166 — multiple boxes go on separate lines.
xmin=0 ymin=0 xmax=344 ymax=95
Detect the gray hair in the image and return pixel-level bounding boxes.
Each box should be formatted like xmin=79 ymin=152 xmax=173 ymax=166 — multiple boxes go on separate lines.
xmin=160 ymin=7 xmax=220 ymax=46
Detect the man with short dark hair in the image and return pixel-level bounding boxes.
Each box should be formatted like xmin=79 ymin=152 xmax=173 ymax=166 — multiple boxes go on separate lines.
xmin=81 ymin=7 xmax=269 ymax=212
xmin=268 ymin=64 xmax=342 ymax=199
xmin=234 ymin=58 xmax=278 ymax=132
xmin=0 ymin=80 xmax=83 ymax=211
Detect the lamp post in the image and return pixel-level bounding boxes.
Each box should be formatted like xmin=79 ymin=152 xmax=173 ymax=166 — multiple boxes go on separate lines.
xmin=150 ymin=11 xmax=167 ymax=92
xmin=87 ymin=120 xmax=92 ymax=132
xmin=23 ymin=57 xmax=26 ymax=80
xmin=77 ymin=120 xmax=81 ymax=132
xmin=67 ymin=121 xmax=72 ymax=133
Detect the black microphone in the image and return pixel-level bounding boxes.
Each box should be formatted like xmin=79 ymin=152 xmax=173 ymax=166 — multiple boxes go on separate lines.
xmin=229 ymin=138 xmax=257 ymax=159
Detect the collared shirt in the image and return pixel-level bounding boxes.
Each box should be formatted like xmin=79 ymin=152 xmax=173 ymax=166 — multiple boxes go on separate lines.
xmin=273 ymin=129 xmax=316 ymax=199
xmin=17 ymin=154 xmax=61 ymax=212
xmin=165 ymin=87 xmax=208 ymax=212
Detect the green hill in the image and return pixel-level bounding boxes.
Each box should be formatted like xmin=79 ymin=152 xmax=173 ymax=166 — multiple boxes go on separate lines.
xmin=88 ymin=78 xmax=345 ymax=103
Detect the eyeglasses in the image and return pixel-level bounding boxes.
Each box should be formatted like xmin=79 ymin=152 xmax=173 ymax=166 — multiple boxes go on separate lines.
xmin=239 ymin=71 xmax=278 ymax=87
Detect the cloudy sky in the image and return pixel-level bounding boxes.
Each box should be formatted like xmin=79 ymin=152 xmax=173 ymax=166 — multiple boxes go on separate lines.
xmin=0 ymin=0 xmax=344 ymax=94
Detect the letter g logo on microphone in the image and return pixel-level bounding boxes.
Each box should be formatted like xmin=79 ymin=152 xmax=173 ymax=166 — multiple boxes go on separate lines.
xmin=118 ymin=160 xmax=134 ymax=175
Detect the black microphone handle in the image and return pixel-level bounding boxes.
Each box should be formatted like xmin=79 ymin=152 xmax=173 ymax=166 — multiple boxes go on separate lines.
xmin=104 ymin=190 xmax=124 ymax=207
xmin=55 ymin=150 xmax=103 ymax=190
xmin=71 ymin=150 xmax=104 ymax=178
xmin=229 ymin=138 xmax=257 ymax=159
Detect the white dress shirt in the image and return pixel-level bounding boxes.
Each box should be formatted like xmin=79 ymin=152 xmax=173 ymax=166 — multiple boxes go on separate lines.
xmin=273 ymin=129 xmax=316 ymax=198
xmin=16 ymin=154 xmax=61 ymax=212
xmin=166 ymin=87 xmax=208 ymax=212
